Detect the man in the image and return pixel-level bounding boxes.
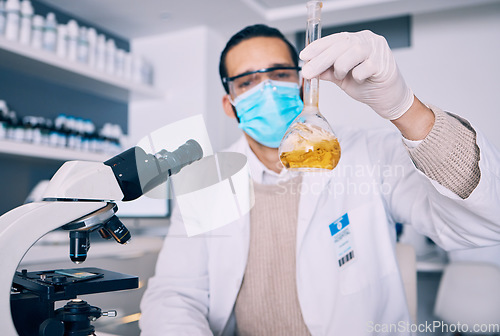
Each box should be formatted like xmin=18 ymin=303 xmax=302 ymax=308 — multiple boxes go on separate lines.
xmin=140 ymin=25 xmax=500 ymax=335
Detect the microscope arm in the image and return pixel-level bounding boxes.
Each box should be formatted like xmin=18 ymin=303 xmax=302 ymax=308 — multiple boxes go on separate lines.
xmin=0 ymin=201 xmax=107 ymax=336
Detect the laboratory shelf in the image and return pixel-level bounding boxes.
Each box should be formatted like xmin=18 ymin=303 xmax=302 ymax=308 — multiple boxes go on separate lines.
xmin=0 ymin=37 xmax=164 ymax=102
xmin=0 ymin=139 xmax=111 ymax=162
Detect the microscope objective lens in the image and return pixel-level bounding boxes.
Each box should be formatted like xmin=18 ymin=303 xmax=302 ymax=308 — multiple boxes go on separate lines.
xmin=69 ymin=231 xmax=90 ymax=263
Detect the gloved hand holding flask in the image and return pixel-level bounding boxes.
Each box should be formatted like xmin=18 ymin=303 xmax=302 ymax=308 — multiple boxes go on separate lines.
xmin=300 ymin=30 xmax=415 ymax=121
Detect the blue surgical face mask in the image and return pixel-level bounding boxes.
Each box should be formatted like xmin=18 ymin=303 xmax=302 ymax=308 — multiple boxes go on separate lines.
xmin=233 ymin=80 xmax=303 ymax=148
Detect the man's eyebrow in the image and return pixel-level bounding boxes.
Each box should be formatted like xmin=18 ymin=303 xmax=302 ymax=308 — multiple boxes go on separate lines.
xmin=236 ymin=63 xmax=296 ymax=75
xmin=270 ymin=62 xmax=295 ymax=67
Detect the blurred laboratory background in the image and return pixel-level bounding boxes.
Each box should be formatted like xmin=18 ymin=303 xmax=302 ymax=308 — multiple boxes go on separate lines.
xmin=1 ymin=0 xmax=500 ymax=335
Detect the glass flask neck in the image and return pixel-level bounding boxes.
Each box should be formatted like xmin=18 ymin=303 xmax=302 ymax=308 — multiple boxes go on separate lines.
xmin=303 ymin=78 xmax=319 ymax=109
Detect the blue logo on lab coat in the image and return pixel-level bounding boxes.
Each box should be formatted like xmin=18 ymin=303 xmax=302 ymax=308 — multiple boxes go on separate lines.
xmin=329 ymin=213 xmax=350 ymax=236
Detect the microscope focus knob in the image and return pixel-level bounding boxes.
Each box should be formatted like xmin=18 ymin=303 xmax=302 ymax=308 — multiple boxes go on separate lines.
xmin=102 ymin=310 xmax=117 ymax=317
xmin=39 ymin=318 xmax=64 ymax=336
xmin=55 ymin=299 xmax=101 ymax=335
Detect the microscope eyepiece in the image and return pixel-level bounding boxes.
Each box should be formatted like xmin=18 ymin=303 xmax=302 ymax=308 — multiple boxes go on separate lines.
xmin=156 ymin=139 xmax=204 ymax=176
xmin=69 ymin=231 xmax=90 ymax=264
xmin=104 ymin=139 xmax=203 ymax=201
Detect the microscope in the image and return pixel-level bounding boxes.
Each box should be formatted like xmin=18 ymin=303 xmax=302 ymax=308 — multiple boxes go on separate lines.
xmin=0 ymin=140 xmax=203 ymax=335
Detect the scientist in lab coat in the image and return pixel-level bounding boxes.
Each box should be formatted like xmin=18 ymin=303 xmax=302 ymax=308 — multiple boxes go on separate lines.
xmin=139 ymin=25 xmax=500 ymax=335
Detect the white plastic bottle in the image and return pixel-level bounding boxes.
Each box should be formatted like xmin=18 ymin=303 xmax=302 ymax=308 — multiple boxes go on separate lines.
xmin=32 ymin=117 xmax=42 ymax=145
xmin=66 ymin=19 xmax=78 ymax=61
xmin=77 ymin=26 xmax=88 ymax=63
xmin=42 ymin=12 xmax=57 ymax=52
xmin=0 ymin=100 xmax=8 ymax=140
xmin=30 ymin=14 xmax=43 ymax=49
xmin=115 ymin=49 xmax=124 ymax=77
xmin=95 ymin=34 xmax=106 ymax=71
xmin=84 ymin=120 xmax=97 ymax=152
xmin=8 ymin=110 xmax=24 ymax=142
xmin=4 ymin=0 xmax=20 ymax=41
xmin=105 ymin=38 xmax=116 ymax=75
xmin=56 ymin=24 xmax=66 ymax=58
xmin=87 ymin=27 xmax=97 ymax=67
xmin=0 ymin=1 xmax=7 ymax=37
xmin=18 ymin=0 xmax=32 ymax=44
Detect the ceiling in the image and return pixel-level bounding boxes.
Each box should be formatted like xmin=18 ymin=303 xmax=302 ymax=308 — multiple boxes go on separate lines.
xmin=38 ymin=0 xmax=500 ymax=40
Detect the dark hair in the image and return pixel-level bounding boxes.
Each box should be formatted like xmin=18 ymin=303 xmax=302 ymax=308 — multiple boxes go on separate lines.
xmin=219 ymin=24 xmax=299 ymax=94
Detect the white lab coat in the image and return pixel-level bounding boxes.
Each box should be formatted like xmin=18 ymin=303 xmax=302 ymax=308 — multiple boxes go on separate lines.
xmin=140 ymin=113 xmax=500 ymax=336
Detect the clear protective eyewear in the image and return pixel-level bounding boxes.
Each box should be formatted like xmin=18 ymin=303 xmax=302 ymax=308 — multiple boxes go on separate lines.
xmin=223 ymin=66 xmax=301 ymax=100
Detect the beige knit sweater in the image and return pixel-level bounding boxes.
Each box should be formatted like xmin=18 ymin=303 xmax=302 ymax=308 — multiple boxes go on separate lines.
xmin=235 ymin=177 xmax=310 ymax=336
xmin=406 ymin=106 xmax=480 ymax=199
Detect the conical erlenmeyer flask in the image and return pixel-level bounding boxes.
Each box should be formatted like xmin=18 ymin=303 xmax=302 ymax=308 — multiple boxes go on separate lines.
xmin=279 ymin=1 xmax=341 ymax=171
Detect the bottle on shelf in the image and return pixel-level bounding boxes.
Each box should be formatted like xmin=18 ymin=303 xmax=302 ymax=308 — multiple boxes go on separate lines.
xmin=42 ymin=12 xmax=57 ymax=52
xmin=0 ymin=100 xmax=8 ymax=140
xmin=48 ymin=120 xmax=60 ymax=147
xmin=4 ymin=0 xmax=20 ymax=41
xmin=42 ymin=118 xmax=51 ymax=145
xmin=77 ymin=26 xmax=89 ymax=64
xmin=99 ymin=122 xmax=122 ymax=154
xmin=66 ymin=19 xmax=78 ymax=61
xmin=30 ymin=117 xmax=44 ymax=145
xmin=53 ymin=114 xmax=69 ymax=147
xmin=0 ymin=103 xmax=126 ymax=155
xmin=56 ymin=24 xmax=66 ymax=58
xmin=87 ymin=27 xmax=97 ymax=67
xmin=83 ymin=119 xmax=97 ymax=152
xmin=79 ymin=118 xmax=88 ymax=151
xmin=30 ymin=14 xmax=43 ymax=49
xmin=22 ymin=116 xmax=36 ymax=143
xmin=18 ymin=0 xmax=33 ymax=45
xmin=0 ymin=1 xmax=7 ymax=37
xmin=6 ymin=110 xmax=21 ymax=141
xmin=105 ymin=38 xmax=116 ymax=75
xmin=95 ymin=34 xmax=106 ymax=71
xmin=115 ymin=49 xmax=124 ymax=77
xmin=132 ymin=55 xmax=142 ymax=83
xmin=75 ymin=120 xmax=86 ymax=150
xmin=0 ymin=0 xmax=156 ymax=87
xmin=71 ymin=118 xmax=82 ymax=150
xmin=64 ymin=116 xmax=76 ymax=149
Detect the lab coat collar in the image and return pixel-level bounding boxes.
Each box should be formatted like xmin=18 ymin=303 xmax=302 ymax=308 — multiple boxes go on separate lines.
xmin=242 ymin=138 xmax=295 ymax=185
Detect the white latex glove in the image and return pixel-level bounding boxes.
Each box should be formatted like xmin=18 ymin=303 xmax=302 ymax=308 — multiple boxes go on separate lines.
xmin=300 ymin=30 xmax=414 ymax=120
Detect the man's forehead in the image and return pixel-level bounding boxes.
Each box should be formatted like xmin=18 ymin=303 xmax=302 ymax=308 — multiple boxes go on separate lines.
xmin=225 ymin=36 xmax=294 ymax=76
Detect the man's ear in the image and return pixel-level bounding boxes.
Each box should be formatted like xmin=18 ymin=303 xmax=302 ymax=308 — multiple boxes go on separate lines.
xmin=222 ymin=94 xmax=237 ymax=119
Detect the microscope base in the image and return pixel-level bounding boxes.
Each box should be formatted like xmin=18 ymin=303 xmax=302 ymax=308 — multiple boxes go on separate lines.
xmin=11 ymin=267 xmax=138 ymax=336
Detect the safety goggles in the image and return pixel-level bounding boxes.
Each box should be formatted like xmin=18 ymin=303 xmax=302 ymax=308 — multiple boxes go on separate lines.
xmin=223 ymin=66 xmax=301 ymax=99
